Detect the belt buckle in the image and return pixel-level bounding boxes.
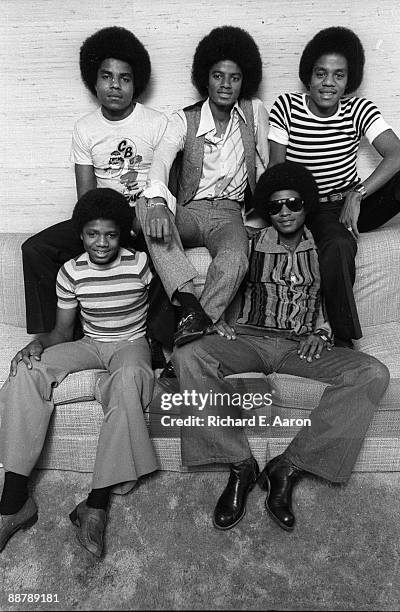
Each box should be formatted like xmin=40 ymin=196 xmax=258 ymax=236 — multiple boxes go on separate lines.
xmin=329 ymin=192 xmax=344 ymax=202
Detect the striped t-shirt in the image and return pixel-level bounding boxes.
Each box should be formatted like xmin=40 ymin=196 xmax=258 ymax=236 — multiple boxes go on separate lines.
xmin=236 ymin=226 xmax=322 ymax=334
xmin=56 ymin=248 xmax=152 ymax=342
xmin=269 ymin=93 xmax=390 ymax=195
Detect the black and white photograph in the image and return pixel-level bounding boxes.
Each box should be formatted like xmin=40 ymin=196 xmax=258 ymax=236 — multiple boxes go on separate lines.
xmin=1 ymin=0 xmax=399 ymax=610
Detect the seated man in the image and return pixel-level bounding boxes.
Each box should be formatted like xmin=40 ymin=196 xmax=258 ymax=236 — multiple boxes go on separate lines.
xmin=21 ymin=27 xmax=170 ymax=364
xmin=172 ymin=162 xmax=390 ymax=532
xmin=268 ymin=27 xmax=400 ymax=347
xmin=0 ymin=188 xmax=158 ymax=557
xmin=138 ymin=25 xmax=268 ymax=348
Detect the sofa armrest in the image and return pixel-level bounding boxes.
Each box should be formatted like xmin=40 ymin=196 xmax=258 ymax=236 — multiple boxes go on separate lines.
xmin=0 ymin=233 xmax=31 ymax=328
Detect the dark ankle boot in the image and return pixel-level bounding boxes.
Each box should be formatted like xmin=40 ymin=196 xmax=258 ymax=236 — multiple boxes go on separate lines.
xmin=213 ymin=456 xmax=259 ymax=530
xmin=259 ymin=454 xmax=304 ymax=531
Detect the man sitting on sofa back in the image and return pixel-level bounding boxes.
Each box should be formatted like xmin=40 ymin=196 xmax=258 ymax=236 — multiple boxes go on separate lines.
xmin=137 ymin=25 xmax=269 ymax=348
xmin=0 ymin=188 xmax=158 ymax=558
xmin=172 ymin=162 xmax=390 ymax=532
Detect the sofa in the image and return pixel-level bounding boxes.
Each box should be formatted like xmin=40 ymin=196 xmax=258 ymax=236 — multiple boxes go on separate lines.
xmin=0 ymin=216 xmax=399 ymax=473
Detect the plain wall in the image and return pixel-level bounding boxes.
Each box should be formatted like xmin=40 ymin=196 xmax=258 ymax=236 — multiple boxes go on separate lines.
xmin=1 ymin=0 xmax=399 ymax=232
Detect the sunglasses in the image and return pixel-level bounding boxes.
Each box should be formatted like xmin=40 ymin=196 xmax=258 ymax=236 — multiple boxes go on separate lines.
xmin=267 ymin=197 xmax=304 ymax=215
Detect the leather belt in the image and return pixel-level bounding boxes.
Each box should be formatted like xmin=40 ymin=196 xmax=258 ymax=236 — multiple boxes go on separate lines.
xmin=319 ymin=185 xmax=357 ymax=203
xmin=319 ymin=191 xmax=348 ymax=203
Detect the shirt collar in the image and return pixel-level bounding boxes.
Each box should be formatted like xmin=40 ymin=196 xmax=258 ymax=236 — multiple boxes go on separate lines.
xmin=255 ymin=226 xmax=316 ymax=254
xmin=196 ymin=98 xmax=246 ymax=137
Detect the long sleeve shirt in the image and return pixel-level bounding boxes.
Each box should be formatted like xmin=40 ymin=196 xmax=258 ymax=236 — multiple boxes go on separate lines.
xmin=236 ymin=226 xmax=331 ymax=336
xmin=143 ymin=97 xmax=269 ymax=214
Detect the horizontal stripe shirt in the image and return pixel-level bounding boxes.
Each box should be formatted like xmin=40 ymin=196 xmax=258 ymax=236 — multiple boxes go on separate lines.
xmin=269 ymin=93 xmax=390 ymax=195
xmin=237 ymin=226 xmax=325 ymax=334
xmin=56 ymin=248 xmax=152 ymax=342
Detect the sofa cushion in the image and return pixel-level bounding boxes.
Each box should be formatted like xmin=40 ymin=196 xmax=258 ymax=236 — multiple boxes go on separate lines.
xmin=354 ymin=215 xmax=400 ymax=328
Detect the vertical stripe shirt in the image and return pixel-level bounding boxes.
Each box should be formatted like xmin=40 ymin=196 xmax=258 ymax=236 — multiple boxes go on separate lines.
xmin=56 ymin=248 xmax=152 ymax=342
xmin=237 ymin=226 xmax=327 ymax=335
xmin=268 ymin=93 xmax=391 ymax=195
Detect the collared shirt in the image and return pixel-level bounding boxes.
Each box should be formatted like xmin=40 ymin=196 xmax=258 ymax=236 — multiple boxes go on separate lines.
xmin=236 ymin=226 xmax=330 ymax=335
xmin=143 ymin=97 xmax=269 ymax=214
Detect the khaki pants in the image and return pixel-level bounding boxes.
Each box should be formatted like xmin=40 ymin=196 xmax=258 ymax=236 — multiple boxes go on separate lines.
xmin=0 ymin=337 xmax=158 ymax=492
xmin=136 ymin=198 xmax=249 ymax=322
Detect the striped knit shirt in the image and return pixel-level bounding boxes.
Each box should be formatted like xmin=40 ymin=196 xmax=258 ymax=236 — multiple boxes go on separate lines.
xmin=237 ymin=226 xmax=323 ymax=334
xmin=56 ymin=248 xmax=152 ymax=342
xmin=269 ymin=93 xmax=391 ymax=195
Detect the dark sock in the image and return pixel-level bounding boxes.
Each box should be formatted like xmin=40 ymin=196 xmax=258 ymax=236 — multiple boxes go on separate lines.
xmin=0 ymin=472 xmax=29 ymax=515
xmin=148 ymin=337 xmax=167 ymax=370
xmin=87 ymin=486 xmax=113 ymax=510
xmin=173 ymin=291 xmax=204 ymax=316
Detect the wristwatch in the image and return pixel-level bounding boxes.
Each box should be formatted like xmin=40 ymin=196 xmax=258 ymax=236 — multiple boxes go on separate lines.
xmin=313 ymin=329 xmax=332 ymax=343
xmin=353 ymin=183 xmax=367 ymax=199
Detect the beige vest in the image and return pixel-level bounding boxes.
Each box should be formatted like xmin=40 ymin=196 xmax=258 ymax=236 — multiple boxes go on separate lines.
xmin=171 ymin=99 xmax=256 ymax=210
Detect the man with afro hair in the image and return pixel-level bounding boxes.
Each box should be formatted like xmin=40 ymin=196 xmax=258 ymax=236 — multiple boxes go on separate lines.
xmin=138 ymin=25 xmax=269 ymax=353
xmin=21 ymin=27 xmax=168 ymax=354
xmin=0 ymin=188 xmax=158 ymax=558
xmin=171 ymin=162 xmax=389 ymax=533
xmin=268 ymin=26 xmax=400 ymax=349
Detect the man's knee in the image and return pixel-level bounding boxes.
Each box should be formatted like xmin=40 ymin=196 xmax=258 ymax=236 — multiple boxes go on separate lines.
xmin=21 ymin=233 xmax=42 ymax=262
xmin=364 ymin=358 xmax=390 ymax=394
xmin=346 ymin=354 xmax=390 ymax=398
xmin=119 ymin=360 xmax=153 ymax=387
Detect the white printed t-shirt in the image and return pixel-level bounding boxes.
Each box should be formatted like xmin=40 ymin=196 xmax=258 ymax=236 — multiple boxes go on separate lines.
xmin=71 ymin=103 xmax=167 ymax=205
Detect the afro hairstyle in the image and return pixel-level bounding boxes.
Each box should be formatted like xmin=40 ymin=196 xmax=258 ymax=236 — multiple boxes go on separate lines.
xmin=252 ymin=162 xmax=319 ymax=223
xmin=299 ymin=26 xmax=365 ymax=93
xmin=72 ymin=188 xmax=133 ymax=246
xmin=191 ymin=26 xmax=262 ymax=98
xmin=79 ymin=26 xmax=151 ymax=98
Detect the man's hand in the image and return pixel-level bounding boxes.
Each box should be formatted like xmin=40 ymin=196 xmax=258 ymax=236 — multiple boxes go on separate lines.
xmin=145 ymin=199 xmax=172 ymax=242
xmin=339 ymin=191 xmax=362 ymax=239
xmin=10 ymin=340 xmax=44 ymax=377
xmin=213 ymin=320 xmax=237 ymax=340
xmin=297 ymin=333 xmax=331 ymax=362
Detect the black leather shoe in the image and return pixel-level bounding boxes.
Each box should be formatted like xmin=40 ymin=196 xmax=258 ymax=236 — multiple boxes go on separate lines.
xmin=213 ymin=456 xmax=260 ymax=530
xmin=0 ymin=497 xmax=38 ymax=552
xmin=160 ymin=361 xmax=176 ymax=378
xmin=174 ymin=311 xmax=213 ymax=347
xmin=259 ymin=454 xmax=304 ymax=531
xmin=69 ymin=500 xmax=107 ymax=558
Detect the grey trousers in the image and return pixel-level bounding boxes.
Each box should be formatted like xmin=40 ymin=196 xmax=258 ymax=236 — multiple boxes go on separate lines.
xmin=0 ymin=337 xmax=159 ymax=493
xmin=136 ymin=198 xmax=249 ymax=322
xmin=172 ymin=332 xmax=390 ymax=483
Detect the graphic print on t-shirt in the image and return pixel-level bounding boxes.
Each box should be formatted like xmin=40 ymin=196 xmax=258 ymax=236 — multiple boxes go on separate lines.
xmin=104 ymin=138 xmax=143 ymax=204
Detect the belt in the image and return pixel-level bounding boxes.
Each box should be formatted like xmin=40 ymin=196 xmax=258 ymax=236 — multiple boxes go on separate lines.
xmin=319 ymin=185 xmax=357 ymax=203
xmin=319 ymin=191 xmax=349 ymax=203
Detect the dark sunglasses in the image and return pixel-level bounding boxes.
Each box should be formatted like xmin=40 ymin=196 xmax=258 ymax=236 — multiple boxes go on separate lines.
xmin=267 ymin=197 xmax=304 ymax=215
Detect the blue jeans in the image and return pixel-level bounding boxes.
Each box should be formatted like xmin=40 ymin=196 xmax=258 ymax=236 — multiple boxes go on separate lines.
xmin=172 ymin=331 xmax=389 ymax=483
